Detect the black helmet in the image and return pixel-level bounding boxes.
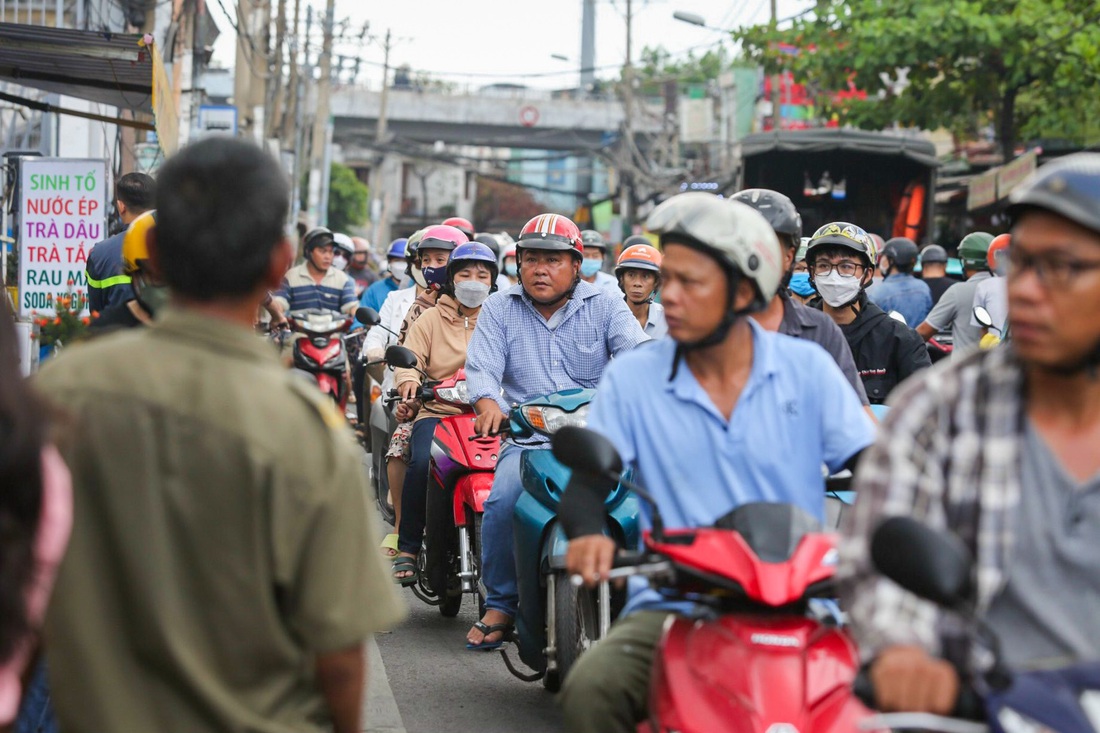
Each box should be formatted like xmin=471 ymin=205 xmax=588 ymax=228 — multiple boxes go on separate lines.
xmin=882 ymin=237 xmax=920 ymax=269
xmin=1007 ymin=153 xmax=1100 ymax=235
xmin=622 ymin=234 xmax=651 ymax=248
xmin=919 ymin=244 xmax=949 ymax=265
xmin=580 ymin=229 xmax=607 ymax=252
xmin=302 ymin=226 xmax=335 ymax=255
xmin=730 ymin=188 xmax=802 ymax=247
xmin=473 ymin=232 xmax=502 ymax=258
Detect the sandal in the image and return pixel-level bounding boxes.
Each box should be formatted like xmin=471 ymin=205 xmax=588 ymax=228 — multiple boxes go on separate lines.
xmin=465 ymin=621 xmax=513 ymax=651
xmin=391 ymin=556 xmax=418 ymax=586
xmin=380 ymin=533 xmax=399 ymax=558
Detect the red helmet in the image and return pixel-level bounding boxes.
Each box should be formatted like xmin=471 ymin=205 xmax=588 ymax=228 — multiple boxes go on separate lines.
xmin=441 ymin=216 xmax=475 ymax=240
xmin=516 ymin=214 xmax=583 ymax=259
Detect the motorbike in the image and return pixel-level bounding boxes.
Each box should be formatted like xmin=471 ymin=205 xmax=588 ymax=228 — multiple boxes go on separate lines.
xmin=383 ymin=346 xmax=500 ymax=618
xmin=286 ymin=308 xmax=355 ymax=410
xmin=928 ymin=332 xmax=954 ymax=363
xmin=974 ymin=305 xmax=1006 ymax=350
xmin=552 ymin=425 xmax=878 ymax=733
xmin=357 ymin=307 xmax=401 ymax=525
xmin=498 ymin=389 xmax=641 ymax=692
xmin=855 ymin=515 xmax=1100 ymax=733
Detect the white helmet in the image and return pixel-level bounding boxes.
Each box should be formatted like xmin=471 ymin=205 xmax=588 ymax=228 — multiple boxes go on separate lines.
xmin=331 ymin=232 xmax=355 ymax=258
xmin=645 ymin=192 xmax=783 ymax=311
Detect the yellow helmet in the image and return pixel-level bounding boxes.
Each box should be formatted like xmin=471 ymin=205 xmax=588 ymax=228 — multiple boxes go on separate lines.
xmin=122 ymin=210 xmax=157 ymax=276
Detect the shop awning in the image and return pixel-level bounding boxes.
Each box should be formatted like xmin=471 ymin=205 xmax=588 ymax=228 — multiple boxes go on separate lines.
xmin=0 ymin=22 xmax=177 ymax=154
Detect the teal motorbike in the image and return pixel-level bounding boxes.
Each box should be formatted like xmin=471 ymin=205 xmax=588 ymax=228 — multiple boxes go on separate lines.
xmin=498 ymin=387 xmax=641 ymax=692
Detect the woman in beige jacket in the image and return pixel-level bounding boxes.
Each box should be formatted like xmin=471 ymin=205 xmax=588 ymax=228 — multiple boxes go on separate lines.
xmin=391 ymin=242 xmax=499 ymax=583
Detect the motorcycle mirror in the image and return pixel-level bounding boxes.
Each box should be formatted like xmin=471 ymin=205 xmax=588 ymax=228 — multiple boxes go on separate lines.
xmin=356 ymin=306 xmax=381 ymax=326
xmin=870 ymin=516 xmax=975 ymax=611
xmin=973 ymin=305 xmax=993 ymax=329
xmin=384 ymin=345 xmax=419 ymax=369
xmin=552 ymin=426 xmax=623 ymax=485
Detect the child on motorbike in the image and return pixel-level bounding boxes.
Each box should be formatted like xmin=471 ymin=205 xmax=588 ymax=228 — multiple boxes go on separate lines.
xmin=390 ymin=242 xmax=499 ymax=584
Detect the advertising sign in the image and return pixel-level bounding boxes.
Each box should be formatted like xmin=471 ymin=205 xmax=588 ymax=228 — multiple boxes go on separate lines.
xmin=17 ymin=158 xmax=107 ymax=317
xmin=967 ymin=168 xmax=999 ymax=211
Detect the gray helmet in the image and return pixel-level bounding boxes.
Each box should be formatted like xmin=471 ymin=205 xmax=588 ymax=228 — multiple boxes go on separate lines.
xmin=580 ymin=229 xmax=608 ymax=252
xmin=882 ymin=237 xmax=920 ymax=269
xmin=1008 ymin=153 xmax=1100 ymax=235
xmin=473 ymin=232 xmax=502 ymax=258
xmin=919 ymin=244 xmax=949 ymax=265
xmin=730 ymin=188 xmax=802 ymax=246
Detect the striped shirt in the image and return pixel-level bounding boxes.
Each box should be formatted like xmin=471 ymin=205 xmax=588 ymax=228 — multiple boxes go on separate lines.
xmin=272 ymin=264 xmax=357 ymax=314
xmin=838 ymin=345 xmax=1026 ymax=669
xmin=465 ymin=281 xmax=649 ymax=445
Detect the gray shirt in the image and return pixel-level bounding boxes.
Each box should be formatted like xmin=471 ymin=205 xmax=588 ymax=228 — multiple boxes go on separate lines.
xmin=986 ymin=420 xmax=1100 ymax=670
xmin=923 ymin=272 xmax=993 ymax=353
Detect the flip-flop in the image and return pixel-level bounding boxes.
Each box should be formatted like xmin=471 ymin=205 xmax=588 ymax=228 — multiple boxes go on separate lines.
xmin=465 ymin=621 xmax=513 ymax=651
xmin=392 ymin=556 xmax=418 ymax=586
xmin=380 ymin=533 xmax=399 ymax=558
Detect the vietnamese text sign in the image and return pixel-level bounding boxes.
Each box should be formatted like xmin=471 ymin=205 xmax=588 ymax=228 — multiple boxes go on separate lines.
xmin=18 ymin=158 xmax=107 ymax=317
xmin=967 ymin=169 xmax=999 ymax=211
xmin=997 ymin=150 xmax=1038 ymax=200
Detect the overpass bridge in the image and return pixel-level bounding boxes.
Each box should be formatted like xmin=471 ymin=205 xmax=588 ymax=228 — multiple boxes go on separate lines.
xmin=330 ymin=85 xmax=664 ymax=155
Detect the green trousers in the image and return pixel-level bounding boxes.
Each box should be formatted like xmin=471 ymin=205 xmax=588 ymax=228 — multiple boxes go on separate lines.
xmin=559 ymin=611 xmax=670 ymax=733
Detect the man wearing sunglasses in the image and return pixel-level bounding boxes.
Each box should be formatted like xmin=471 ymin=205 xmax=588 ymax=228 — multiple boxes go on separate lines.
xmin=806 ymin=222 xmax=931 ymax=405
xmin=839 ymin=152 xmax=1100 ymax=715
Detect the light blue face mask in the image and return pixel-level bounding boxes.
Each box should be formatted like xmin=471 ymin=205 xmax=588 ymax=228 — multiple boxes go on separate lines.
xmin=789 ymin=271 xmax=816 ymax=297
xmin=504 ymin=262 xmax=518 ymax=277
xmin=580 ymin=259 xmax=603 ymax=277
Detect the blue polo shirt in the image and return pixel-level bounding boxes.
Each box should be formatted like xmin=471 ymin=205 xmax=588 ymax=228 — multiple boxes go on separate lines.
xmin=586 ymin=320 xmax=876 ymax=614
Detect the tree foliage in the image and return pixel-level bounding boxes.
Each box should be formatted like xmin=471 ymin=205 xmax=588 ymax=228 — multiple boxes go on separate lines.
xmin=735 ymin=0 xmax=1100 ymax=159
xmin=327 ymin=162 xmax=369 ymax=233
xmin=474 ymin=176 xmax=545 ymax=229
xmin=633 ymin=45 xmax=730 ymax=96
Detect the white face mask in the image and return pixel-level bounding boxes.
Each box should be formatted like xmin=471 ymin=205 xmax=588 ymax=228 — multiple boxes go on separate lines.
xmin=333 ymin=255 xmax=349 ymax=271
xmin=814 ymin=270 xmax=863 ymax=308
xmin=453 ymin=281 xmax=491 ymax=309
xmin=389 ymin=261 xmax=408 ymax=279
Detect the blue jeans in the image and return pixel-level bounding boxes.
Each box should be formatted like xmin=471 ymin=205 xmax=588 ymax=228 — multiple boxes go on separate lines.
xmin=481 ymin=442 xmax=528 ymax=617
xmin=15 ymin=658 xmax=57 ymax=733
xmin=398 ymin=417 xmax=441 ymax=555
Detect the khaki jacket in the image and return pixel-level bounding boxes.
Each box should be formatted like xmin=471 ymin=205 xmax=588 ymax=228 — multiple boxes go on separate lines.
xmin=395 ymin=293 xmax=479 ymax=421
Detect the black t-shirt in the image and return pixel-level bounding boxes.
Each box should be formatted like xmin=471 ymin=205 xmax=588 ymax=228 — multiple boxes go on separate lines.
xmin=922 ymin=276 xmax=962 ymax=306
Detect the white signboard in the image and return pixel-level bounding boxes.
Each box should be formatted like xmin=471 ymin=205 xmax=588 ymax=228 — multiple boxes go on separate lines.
xmin=18 ymin=158 xmax=107 ymax=317
xmin=198 ymin=105 xmax=238 ymax=136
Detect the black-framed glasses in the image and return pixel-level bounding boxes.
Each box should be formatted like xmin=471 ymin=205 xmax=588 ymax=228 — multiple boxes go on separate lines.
xmin=1008 ymin=248 xmax=1100 ymax=289
xmin=812 ymin=260 xmax=865 ymax=277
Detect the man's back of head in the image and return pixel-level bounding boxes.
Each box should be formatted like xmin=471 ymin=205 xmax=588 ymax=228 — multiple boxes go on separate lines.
xmin=155 ymin=136 xmax=290 ymax=302
xmin=115 ymin=172 xmax=155 ymax=224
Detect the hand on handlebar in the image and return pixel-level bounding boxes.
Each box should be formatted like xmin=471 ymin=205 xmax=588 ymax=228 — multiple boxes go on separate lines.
xmin=473 ymin=400 xmax=508 ymax=438
xmin=868 ymin=644 xmax=960 ymax=715
xmin=565 ymin=535 xmax=617 ymax=589
xmin=397 ymin=381 xmax=420 ymax=401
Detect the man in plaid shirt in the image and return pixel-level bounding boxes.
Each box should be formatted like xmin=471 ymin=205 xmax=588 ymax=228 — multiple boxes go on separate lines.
xmin=839 ymin=153 xmax=1100 ymax=714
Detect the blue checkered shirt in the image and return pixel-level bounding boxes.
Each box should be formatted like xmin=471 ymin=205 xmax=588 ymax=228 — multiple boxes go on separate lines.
xmin=466 ymin=280 xmax=649 ymax=445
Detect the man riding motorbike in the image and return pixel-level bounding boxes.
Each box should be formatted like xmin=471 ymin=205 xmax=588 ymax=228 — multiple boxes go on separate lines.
xmin=867 ymin=237 xmax=933 ymax=328
xmin=464 ymin=213 xmax=648 ymax=650
xmin=917 ymin=231 xmax=995 ymax=354
xmin=558 ymin=192 xmax=876 ymax=733
xmin=359 ymin=238 xmax=409 ymax=315
xmin=839 ymin=153 xmax=1100 ymax=715
xmin=614 ymin=243 xmax=667 ymax=338
xmin=270 ymin=227 xmax=358 ymax=317
xmin=579 ymin=230 xmax=623 ymax=294
xmin=347 ymin=236 xmax=378 ymax=296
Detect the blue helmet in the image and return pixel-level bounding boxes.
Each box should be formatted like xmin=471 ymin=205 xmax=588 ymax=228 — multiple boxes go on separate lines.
xmin=386 ymin=238 xmax=408 ymax=259
xmin=447 ymin=241 xmax=499 ymax=293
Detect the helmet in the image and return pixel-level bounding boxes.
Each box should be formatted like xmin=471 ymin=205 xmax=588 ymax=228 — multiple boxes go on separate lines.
xmin=882 ymin=237 xmax=920 ymax=269
xmin=867 ymin=233 xmax=886 ymax=264
xmin=332 ymin=232 xmax=354 ymax=259
xmin=473 ymin=232 xmax=502 ymax=258
xmin=623 ymin=234 xmax=652 ymax=248
xmin=122 ymin=210 xmax=157 ymax=276
xmin=615 ymin=243 xmax=662 ymax=276
xmin=417 ymin=224 xmax=468 ymax=256
xmin=385 ymin=238 xmax=408 ymax=259
xmin=516 ymin=214 xmax=584 ymax=258
xmin=987 ymin=233 xmax=1011 ymax=274
xmin=958 ymin=232 xmax=995 ymax=270
xmin=351 ymin=236 xmax=370 ymax=253
xmin=441 ymin=216 xmax=475 ymax=240
xmin=805 ymin=222 xmax=874 ymax=268
xmin=646 ymin=192 xmax=783 ymax=311
xmin=1007 ymin=153 xmax=1100 ymax=235
xmin=919 ymin=244 xmax=949 ymax=265
xmin=796 ymin=238 xmax=809 ymax=263
xmin=447 ymin=241 xmax=500 ymax=293
xmin=302 ymin=226 xmax=335 ymax=256
xmin=405 ymin=229 xmax=425 ymax=265
xmin=580 ymin=230 xmax=608 ymax=252
xmin=503 ymin=244 xmax=517 ymax=260
xmin=730 ymin=189 xmax=802 ymax=246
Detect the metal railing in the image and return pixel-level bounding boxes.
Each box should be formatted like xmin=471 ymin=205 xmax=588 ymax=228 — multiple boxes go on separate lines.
xmin=0 ymin=0 xmax=68 ymax=27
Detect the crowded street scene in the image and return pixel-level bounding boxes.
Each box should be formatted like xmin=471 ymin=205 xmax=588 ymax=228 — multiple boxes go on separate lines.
xmin=1 ymin=0 xmax=1100 ymax=731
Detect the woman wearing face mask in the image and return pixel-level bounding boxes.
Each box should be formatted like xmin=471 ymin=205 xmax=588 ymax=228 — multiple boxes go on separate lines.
xmin=788 ymin=238 xmax=816 ymax=304
xmin=501 ymin=245 xmax=519 ymax=286
xmin=806 ymin=222 xmax=930 ymax=405
xmin=331 ymin=232 xmax=355 ymax=272
xmin=390 ymin=241 xmax=498 ymax=584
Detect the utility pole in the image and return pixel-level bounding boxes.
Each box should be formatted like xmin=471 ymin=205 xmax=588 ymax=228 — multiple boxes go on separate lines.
xmin=620 ymin=0 xmax=636 ymax=236
xmin=770 ymin=0 xmax=781 ymax=131
xmin=266 ymin=0 xmax=286 ymax=141
xmin=307 ymin=0 xmax=335 ymax=226
xmin=577 ymin=0 xmax=596 ymax=215
xmin=279 ymin=0 xmax=300 ymax=143
xmin=369 ymin=29 xmax=393 ymax=247
xmin=234 ymin=0 xmax=270 ymax=141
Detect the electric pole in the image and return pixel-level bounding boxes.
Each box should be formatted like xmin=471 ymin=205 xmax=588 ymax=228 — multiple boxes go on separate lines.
xmin=770 ymin=0 xmax=781 ymax=131
xmin=307 ymin=0 xmax=335 ymax=226
xmin=370 ymin=28 xmax=393 ymax=247
xmin=234 ymin=0 xmax=270 ymax=140
xmin=279 ymin=0 xmax=300 ymax=144
xmin=620 ymin=0 xmax=635 ymax=236
xmin=266 ymin=0 xmax=286 ymax=141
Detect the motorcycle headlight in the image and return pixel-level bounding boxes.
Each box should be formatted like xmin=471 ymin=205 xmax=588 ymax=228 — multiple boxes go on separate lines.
xmin=521 ymin=403 xmax=590 ymax=435
xmin=435 ymin=380 xmax=469 ymax=405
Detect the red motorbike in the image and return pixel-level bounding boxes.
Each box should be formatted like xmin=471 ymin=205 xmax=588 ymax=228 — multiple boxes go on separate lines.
xmin=287 ymin=308 xmax=355 ymax=410
xmin=385 ymin=346 xmax=500 ymax=617
xmin=552 ymin=426 xmax=878 ymax=733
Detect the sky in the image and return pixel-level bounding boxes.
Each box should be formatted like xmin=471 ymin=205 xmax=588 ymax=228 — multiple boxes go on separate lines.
xmin=210 ymin=0 xmax=814 ymax=91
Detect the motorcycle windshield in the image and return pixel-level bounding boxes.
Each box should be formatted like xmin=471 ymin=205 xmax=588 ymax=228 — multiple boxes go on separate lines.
xmin=711 ymin=502 xmax=822 ymax=563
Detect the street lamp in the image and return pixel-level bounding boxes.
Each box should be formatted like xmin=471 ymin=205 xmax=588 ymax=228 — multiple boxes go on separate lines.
xmin=672 ymin=10 xmax=707 ymax=27
xmin=550 ymin=53 xmax=570 ymax=62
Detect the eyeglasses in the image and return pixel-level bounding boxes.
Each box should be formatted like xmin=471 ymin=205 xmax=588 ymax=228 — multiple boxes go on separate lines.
xmin=812 ymin=260 xmax=865 ymax=277
xmin=1008 ymin=248 xmax=1100 ymax=289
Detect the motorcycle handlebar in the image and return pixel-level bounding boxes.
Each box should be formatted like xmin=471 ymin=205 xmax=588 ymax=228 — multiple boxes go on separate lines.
xmin=852 ymin=666 xmax=985 ymax=721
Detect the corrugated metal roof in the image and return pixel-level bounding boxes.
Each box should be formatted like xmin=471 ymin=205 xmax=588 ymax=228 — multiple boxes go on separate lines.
xmin=0 ymin=22 xmax=153 ymax=113
xmin=738 ymin=129 xmax=940 ymax=168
